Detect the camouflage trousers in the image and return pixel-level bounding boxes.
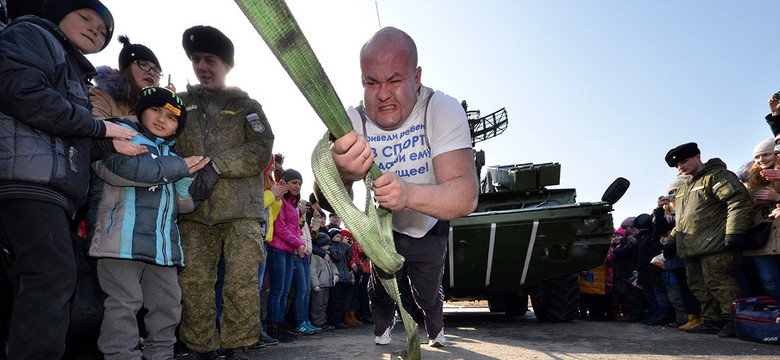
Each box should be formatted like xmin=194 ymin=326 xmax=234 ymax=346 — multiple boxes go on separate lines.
xmin=684 ymin=251 xmax=740 ymax=323
xmin=178 ymin=220 xmax=265 ymax=352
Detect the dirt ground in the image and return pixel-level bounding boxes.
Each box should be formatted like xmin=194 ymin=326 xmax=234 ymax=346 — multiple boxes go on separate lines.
xmin=234 ymin=304 xmax=779 ymax=360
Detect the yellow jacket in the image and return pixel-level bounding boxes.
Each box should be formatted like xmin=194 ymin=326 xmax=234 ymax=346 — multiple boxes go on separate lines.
xmin=264 ymin=189 xmax=282 ymax=242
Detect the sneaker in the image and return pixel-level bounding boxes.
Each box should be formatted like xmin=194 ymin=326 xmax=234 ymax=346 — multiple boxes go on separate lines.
xmin=319 ymin=324 xmax=335 ymax=332
xmin=685 ymin=321 xmax=722 ymax=334
xmin=718 ymin=322 xmax=736 ymax=338
xmin=295 ymin=322 xmax=316 ymax=335
xmin=259 ymin=331 xmax=279 ymax=346
xmin=375 ymin=320 xmax=395 ymax=346
xmin=428 ymin=329 xmax=445 ymax=347
xmin=304 ymin=321 xmax=322 ymax=334
xmin=334 ymin=322 xmax=349 ymax=330
xmin=248 ymin=340 xmax=265 ymax=349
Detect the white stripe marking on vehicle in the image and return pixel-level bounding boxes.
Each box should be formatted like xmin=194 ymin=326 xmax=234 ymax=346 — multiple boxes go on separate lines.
xmin=486 ymin=223 xmax=497 ymax=286
xmin=520 ymin=220 xmax=540 ymax=286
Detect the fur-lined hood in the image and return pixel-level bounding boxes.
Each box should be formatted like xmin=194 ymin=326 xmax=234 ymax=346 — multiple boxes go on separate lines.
xmin=93 ymin=65 xmax=135 ymax=107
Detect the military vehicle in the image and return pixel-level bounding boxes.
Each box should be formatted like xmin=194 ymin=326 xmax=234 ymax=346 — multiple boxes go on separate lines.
xmin=444 ymin=103 xmax=628 ymax=322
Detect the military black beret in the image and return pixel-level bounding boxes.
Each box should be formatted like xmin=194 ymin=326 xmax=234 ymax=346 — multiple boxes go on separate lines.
xmin=665 ymin=142 xmax=700 ymax=167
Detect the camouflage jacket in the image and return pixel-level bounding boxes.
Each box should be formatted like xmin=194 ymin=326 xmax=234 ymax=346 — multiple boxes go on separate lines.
xmin=667 ymin=158 xmax=752 ymax=258
xmin=176 ymin=85 xmax=274 ymax=225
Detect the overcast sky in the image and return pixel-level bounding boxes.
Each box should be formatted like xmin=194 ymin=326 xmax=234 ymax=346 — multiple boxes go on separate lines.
xmin=88 ymin=0 xmax=779 ymax=224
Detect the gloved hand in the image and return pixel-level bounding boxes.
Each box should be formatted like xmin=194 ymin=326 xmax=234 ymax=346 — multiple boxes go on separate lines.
xmin=724 ymin=234 xmax=745 ymax=252
xmin=663 ymin=242 xmax=677 ymax=258
xmin=190 ymin=160 xmax=221 ymax=201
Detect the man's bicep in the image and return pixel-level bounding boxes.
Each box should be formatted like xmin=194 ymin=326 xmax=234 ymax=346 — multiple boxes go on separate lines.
xmin=432 ymin=148 xmax=477 ymax=185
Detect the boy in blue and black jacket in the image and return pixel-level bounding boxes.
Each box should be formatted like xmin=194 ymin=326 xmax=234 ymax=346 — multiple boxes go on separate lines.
xmin=88 ymin=87 xmax=213 ymax=360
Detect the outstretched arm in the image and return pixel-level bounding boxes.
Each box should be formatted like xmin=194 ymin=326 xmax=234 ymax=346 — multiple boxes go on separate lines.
xmin=373 ymin=148 xmax=478 ymax=220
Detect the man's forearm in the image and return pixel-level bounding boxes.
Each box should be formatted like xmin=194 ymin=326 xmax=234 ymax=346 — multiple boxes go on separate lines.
xmin=406 ymin=175 xmax=477 ymax=221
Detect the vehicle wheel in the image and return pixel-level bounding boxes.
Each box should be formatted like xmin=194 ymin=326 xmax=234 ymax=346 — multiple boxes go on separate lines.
xmin=530 ymin=273 xmax=579 ymax=322
xmin=504 ymin=294 xmax=529 ymax=316
xmin=487 ymin=296 xmax=506 ymax=313
xmin=488 ymin=295 xmax=528 ymax=316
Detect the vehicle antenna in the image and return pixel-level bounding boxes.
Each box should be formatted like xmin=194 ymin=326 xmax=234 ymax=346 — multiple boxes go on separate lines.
xmin=374 ymin=0 xmax=382 ymax=28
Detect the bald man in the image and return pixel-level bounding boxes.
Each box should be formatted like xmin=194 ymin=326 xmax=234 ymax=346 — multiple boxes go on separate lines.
xmin=331 ymin=27 xmax=478 ymax=347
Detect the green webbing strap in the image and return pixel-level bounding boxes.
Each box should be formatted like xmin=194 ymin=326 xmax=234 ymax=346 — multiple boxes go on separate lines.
xmin=312 ymin=132 xmax=420 ymax=360
xmin=233 ymin=0 xmax=420 ymax=358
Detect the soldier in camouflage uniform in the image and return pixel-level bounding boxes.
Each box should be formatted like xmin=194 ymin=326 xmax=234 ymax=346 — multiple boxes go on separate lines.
xmin=175 ymin=26 xmax=274 ymax=359
xmin=663 ymin=142 xmax=751 ymax=338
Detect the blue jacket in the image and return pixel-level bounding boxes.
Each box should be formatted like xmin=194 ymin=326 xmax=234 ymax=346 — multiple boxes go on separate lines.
xmin=0 ymin=16 xmax=106 ymax=216
xmin=89 ymin=119 xmax=193 ymax=267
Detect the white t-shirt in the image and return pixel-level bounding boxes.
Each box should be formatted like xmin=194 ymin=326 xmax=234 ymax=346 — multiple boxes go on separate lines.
xmin=346 ymin=85 xmax=472 ymax=238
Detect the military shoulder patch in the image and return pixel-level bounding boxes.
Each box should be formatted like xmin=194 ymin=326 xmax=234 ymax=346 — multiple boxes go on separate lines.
xmin=246 ymin=113 xmax=265 ymax=133
xmin=712 ymin=182 xmax=723 ymax=191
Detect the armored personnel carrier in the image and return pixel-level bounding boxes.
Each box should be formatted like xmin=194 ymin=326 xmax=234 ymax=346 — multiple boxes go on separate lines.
xmin=444 ymin=104 xmax=628 ymax=322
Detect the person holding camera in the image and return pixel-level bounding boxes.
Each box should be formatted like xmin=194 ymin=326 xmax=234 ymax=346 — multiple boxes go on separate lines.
xmin=741 ymin=139 xmax=780 ymax=302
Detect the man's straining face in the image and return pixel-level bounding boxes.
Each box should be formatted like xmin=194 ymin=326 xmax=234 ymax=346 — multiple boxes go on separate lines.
xmin=360 ymin=46 xmax=420 ymax=131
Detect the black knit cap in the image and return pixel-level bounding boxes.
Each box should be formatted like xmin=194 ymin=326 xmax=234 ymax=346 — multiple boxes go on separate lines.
xmin=182 ymin=25 xmax=234 ymax=67
xmin=314 ymin=232 xmax=331 ymax=247
xmin=42 ymin=0 xmax=114 ymax=51
xmin=328 ymin=228 xmax=342 ymax=241
xmin=633 ymin=213 xmax=653 ymax=229
xmin=135 ymin=87 xmax=187 ymax=136
xmin=665 ymin=142 xmax=700 ymax=167
xmin=281 ymin=169 xmax=302 ymax=183
xmin=117 ymin=35 xmax=160 ymax=71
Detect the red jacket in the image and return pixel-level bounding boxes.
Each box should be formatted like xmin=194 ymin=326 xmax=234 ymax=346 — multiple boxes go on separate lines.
xmin=343 ymin=229 xmax=371 ymax=274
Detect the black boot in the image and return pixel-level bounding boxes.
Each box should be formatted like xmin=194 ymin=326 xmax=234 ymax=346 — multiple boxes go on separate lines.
xmin=268 ymin=322 xmax=297 ymax=343
xmin=224 ymin=347 xmax=251 ymax=360
xmin=266 ymin=322 xmax=279 ymax=340
xmin=718 ymin=321 xmax=736 ymax=338
xmin=186 ymin=350 xmax=217 ymax=360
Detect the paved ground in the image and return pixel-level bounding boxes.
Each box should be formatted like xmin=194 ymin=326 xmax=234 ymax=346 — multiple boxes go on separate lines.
xmin=237 ymin=304 xmax=779 ymax=360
